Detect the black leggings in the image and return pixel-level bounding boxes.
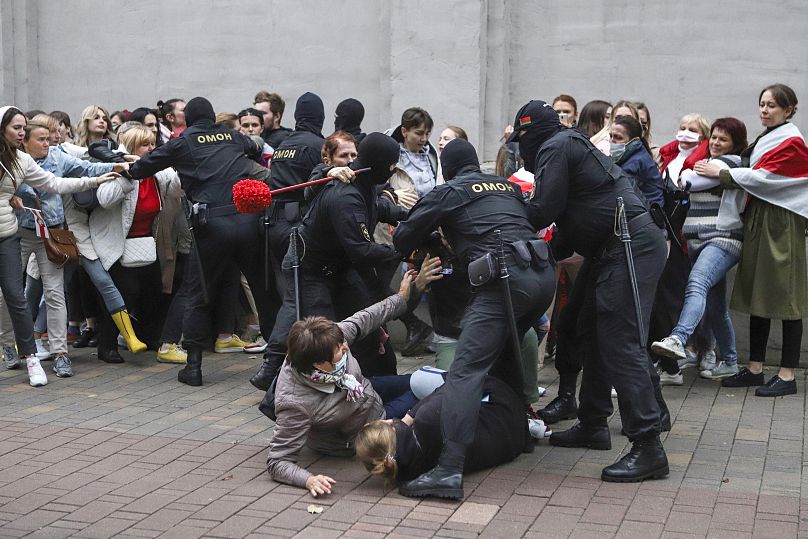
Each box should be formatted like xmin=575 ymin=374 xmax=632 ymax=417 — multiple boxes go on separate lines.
xmin=749 ymin=316 xmax=803 ymax=369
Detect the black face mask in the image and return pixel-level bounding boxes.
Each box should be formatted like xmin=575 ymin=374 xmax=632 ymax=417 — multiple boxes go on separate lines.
xmin=440 ymin=138 xmax=480 ymax=181
xmin=294 ymin=92 xmax=325 ymax=137
xmin=355 ymin=132 xmax=400 ymax=184
xmin=518 ymin=122 xmax=563 ymax=174
xmin=334 ymin=98 xmax=364 ymax=135
xmin=184 ymin=97 xmax=215 ymax=126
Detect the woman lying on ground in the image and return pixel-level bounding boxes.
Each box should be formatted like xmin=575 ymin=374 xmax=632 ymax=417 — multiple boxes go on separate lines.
xmin=265 ymin=258 xmax=442 ymax=497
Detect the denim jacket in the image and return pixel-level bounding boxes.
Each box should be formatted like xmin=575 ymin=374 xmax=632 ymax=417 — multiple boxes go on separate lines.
xmin=14 ymin=146 xmax=113 ymax=229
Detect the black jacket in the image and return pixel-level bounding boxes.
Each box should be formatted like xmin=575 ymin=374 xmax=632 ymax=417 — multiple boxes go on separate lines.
xmin=527 ymin=129 xmax=648 ymax=258
xmin=393 ymin=167 xmax=536 ymax=264
xmin=299 ymin=178 xmax=399 ymax=273
xmin=267 ymin=130 xmax=324 ymax=201
xmin=262 ymin=126 xmax=293 ymax=149
xmin=129 ymin=121 xmax=260 ymax=206
xmin=394 ymin=375 xmax=528 ymax=481
xmin=304 ymin=163 xmax=407 ymax=225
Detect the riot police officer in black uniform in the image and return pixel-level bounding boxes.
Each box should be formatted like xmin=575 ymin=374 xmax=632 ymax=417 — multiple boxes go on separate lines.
xmin=512 ymin=100 xmax=670 ymax=482
xmin=250 ymin=93 xmax=325 ymax=389
xmin=393 ymin=138 xmax=556 ymax=499
xmin=129 ymin=96 xmax=281 ymax=386
xmin=255 ymin=133 xmax=405 ymax=385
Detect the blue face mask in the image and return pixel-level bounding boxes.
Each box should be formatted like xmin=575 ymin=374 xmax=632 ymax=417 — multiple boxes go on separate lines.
xmin=610 ymin=143 xmax=627 ymax=162
xmin=332 ymin=353 xmax=347 ymax=376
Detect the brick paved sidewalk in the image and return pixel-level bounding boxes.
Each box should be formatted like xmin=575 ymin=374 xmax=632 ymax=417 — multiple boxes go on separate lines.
xmin=0 ymin=346 xmax=805 ymax=538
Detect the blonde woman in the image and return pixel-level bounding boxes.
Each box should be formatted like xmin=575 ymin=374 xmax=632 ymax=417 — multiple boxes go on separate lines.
xmin=356 ymin=376 xmax=538 ymax=491
xmin=0 ymin=106 xmax=117 ymax=386
xmin=74 ymin=105 xmax=117 ymax=150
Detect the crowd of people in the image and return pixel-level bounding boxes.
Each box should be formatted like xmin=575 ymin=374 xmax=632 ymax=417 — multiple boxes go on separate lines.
xmin=0 ymin=82 xmax=805 ymax=500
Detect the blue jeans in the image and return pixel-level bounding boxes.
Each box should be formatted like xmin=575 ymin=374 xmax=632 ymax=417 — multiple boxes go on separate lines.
xmin=671 ymin=243 xmax=739 ymax=365
xmin=80 ymin=256 xmax=125 ymax=313
xmin=368 ymin=374 xmax=418 ymax=419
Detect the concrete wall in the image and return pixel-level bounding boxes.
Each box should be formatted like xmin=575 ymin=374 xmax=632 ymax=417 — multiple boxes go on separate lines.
xmin=2 ymin=0 xmax=806 ymax=160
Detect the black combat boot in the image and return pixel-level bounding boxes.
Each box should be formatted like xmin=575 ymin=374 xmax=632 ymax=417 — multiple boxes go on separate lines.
xmin=178 ymin=348 xmax=203 ymax=386
xmin=550 ymin=421 xmax=611 ymax=450
xmin=98 ymin=348 xmax=124 ymax=364
xmin=538 ymin=392 xmax=578 ymax=424
xmin=601 ymin=435 xmax=669 ymax=482
xmin=249 ymin=355 xmax=282 ymax=391
xmin=399 ymin=441 xmax=465 ymax=499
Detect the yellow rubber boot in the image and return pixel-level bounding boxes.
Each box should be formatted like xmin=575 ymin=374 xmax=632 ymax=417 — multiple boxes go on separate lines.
xmin=111 ymin=310 xmax=148 ymax=354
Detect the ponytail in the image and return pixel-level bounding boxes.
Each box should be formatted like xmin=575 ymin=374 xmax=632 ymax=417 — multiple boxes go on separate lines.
xmin=355 ymin=420 xmax=398 ymax=483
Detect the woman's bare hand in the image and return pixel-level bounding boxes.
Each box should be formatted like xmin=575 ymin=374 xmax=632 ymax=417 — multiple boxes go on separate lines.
xmin=305 ymin=474 xmax=336 ymax=497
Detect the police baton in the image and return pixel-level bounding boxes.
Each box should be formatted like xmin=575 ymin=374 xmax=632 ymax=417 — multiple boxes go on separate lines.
xmin=289 ymin=227 xmax=302 ymax=321
xmin=182 ymin=196 xmax=209 ymax=305
xmin=496 ymin=230 xmax=526 ymax=393
xmin=616 ymin=197 xmax=645 ymax=347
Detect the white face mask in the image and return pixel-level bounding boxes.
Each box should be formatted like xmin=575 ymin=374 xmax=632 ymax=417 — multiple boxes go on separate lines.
xmin=332 ymin=353 xmax=347 ymax=375
xmin=675 ymin=129 xmax=701 ymax=143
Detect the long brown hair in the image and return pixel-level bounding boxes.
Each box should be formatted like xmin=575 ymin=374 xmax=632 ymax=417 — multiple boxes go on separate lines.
xmin=1 ymin=107 xmax=25 ymax=182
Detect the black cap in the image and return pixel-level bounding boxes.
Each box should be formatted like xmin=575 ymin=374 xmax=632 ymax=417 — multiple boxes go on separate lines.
xmin=507 ymin=100 xmax=558 ymax=142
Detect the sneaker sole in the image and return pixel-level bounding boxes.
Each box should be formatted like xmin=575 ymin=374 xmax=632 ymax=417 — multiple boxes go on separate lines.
xmin=157 ymin=357 xmax=187 ymax=364
xmin=243 ymin=346 xmax=268 ymax=354
xmin=214 ymin=348 xmax=247 ymax=354
xmin=755 ymin=388 xmax=798 ymax=397
xmin=650 ymin=342 xmax=686 ymax=360
xmin=549 ymin=438 xmax=611 ymax=451
xmin=29 ymin=381 xmax=47 ymax=387
xmin=700 ymin=372 xmax=735 ymax=380
xmin=601 ymin=465 xmax=669 ymax=483
xmin=398 ymin=486 xmax=463 ymax=500
xmin=55 ymin=372 xmax=73 ymax=378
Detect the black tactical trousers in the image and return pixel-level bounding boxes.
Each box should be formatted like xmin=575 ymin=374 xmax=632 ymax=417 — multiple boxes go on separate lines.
xmin=264 ymin=249 xmax=396 ymax=377
xmin=440 ymin=263 xmax=556 ymax=449
xmin=181 ymin=213 xmax=281 ymax=350
xmin=576 ymin=221 xmax=669 ymax=440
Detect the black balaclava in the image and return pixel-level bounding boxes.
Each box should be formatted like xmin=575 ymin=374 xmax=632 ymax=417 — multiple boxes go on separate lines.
xmin=509 ymin=100 xmax=563 ymax=173
xmin=294 ymin=92 xmax=325 ymax=138
xmin=334 ymin=98 xmax=365 ymax=137
xmin=184 ymin=97 xmax=215 ymax=127
xmin=440 ymin=138 xmax=480 ymax=182
xmin=354 ymin=132 xmax=400 ymax=184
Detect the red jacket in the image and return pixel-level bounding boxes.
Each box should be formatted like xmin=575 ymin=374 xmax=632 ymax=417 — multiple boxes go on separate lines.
xmin=657 ymin=139 xmax=709 ymax=177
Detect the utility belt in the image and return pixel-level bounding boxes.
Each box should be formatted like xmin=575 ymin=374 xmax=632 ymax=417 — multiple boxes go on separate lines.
xmin=267 ymin=199 xmax=309 ymax=224
xmin=467 ymin=239 xmax=552 ymax=288
xmin=188 ymin=203 xmax=238 ymax=228
xmin=600 ymin=211 xmax=661 ymax=257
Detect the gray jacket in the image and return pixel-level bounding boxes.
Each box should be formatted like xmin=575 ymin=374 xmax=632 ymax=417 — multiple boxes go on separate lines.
xmin=266 ymin=293 xmax=407 ymax=488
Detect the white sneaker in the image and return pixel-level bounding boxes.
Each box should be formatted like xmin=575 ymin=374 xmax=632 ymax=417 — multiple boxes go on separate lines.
xmin=700 ymin=349 xmax=717 ymax=372
xmin=678 ymin=347 xmax=699 ymax=370
xmin=26 ymin=357 xmax=48 ymax=387
xmin=537 ymin=386 xmax=547 ymax=398
xmin=243 ymin=336 xmax=268 ymax=354
xmin=651 ymin=335 xmax=686 ymax=360
xmin=658 ymin=370 xmax=683 ymax=386
xmin=35 ymin=339 xmax=52 ymax=361
xmin=528 ymin=418 xmax=552 ymax=438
